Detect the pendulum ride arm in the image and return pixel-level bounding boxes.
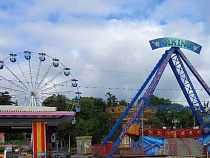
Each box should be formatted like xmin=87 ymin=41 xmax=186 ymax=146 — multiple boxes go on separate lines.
xmin=177 ymin=49 xmax=210 ymax=97
xmin=100 ymin=49 xmax=171 ymax=148
xmin=106 ymin=48 xmax=175 ymax=157
xmin=169 ymin=48 xmax=205 ymax=126
xmin=100 ymin=48 xmax=173 ymax=151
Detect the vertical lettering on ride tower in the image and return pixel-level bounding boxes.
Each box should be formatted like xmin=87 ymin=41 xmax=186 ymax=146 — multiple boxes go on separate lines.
xmin=149 ymin=37 xmax=202 ymax=54
xmin=179 ymin=51 xmax=210 ymax=92
xmin=119 ymin=51 xmax=172 ymax=141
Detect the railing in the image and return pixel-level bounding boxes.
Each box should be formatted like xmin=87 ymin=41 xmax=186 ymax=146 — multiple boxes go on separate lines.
xmin=193 ymin=138 xmax=204 ymax=154
xmin=182 ymin=138 xmax=191 ymax=155
xmin=168 ymin=138 xmax=177 ymax=155
xmin=120 ymin=149 xmax=145 ymax=157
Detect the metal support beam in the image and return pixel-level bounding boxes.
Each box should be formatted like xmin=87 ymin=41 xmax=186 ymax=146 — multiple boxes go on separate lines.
xmin=106 ymin=48 xmax=175 ymax=157
xmin=169 ymin=48 xmax=204 ymax=125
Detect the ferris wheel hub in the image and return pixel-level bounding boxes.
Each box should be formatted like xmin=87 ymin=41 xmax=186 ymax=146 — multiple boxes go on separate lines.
xmin=30 ymin=90 xmax=37 ymax=97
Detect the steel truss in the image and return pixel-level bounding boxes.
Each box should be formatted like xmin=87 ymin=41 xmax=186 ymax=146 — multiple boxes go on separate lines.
xmin=100 ymin=47 xmax=210 ymax=158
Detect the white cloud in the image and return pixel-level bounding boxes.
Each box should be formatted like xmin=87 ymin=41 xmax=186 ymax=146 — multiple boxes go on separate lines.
xmin=0 ymin=0 xmax=209 ymax=105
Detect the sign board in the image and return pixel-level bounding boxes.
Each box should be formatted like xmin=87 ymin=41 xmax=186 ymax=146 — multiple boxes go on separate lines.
xmin=38 ymin=152 xmax=46 ymax=156
xmin=5 ymin=146 xmax=12 ymax=152
xmin=149 ymin=37 xmax=202 ymax=54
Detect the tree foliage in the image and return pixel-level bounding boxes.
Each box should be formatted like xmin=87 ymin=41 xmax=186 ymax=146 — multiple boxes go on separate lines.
xmin=106 ymin=92 xmax=118 ymax=107
xmin=0 ymin=91 xmax=197 ymax=149
xmin=0 ymin=91 xmax=196 ymax=148
xmin=0 ymin=91 xmax=13 ymax=105
xmin=41 ymin=93 xmax=195 ymax=148
xmin=43 ymin=94 xmax=70 ymax=111
xmin=148 ymin=95 xmax=194 ymax=128
xmin=149 ymin=95 xmax=172 ymax=105
xmin=71 ymin=97 xmax=111 ymax=144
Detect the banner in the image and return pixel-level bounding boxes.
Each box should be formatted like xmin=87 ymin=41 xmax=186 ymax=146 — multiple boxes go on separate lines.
xmin=149 ymin=37 xmax=202 ymax=54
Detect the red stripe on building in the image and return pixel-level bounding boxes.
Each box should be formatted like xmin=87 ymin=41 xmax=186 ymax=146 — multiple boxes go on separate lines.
xmin=33 ymin=122 xmax=38 ymax=158
xmin=41 ymin=122 xmax=46 ymax=155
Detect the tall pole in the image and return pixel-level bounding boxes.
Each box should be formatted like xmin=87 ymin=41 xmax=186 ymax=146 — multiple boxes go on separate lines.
xmin=68 ymin=133 xmax=71 ymax=153
xmin=141 ymin=112 xmax=144 ymax=152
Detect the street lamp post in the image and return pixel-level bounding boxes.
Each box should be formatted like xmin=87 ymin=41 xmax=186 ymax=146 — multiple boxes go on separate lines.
xmin=172 ymin=117 xmax=179 ymax=129
xmin=68 ymin=133 xmax=71 ymax=153
xmin=141 ymin=112 xmax=144 ymax=152
xmin=204 ymin=144 xmax=208 ymax=158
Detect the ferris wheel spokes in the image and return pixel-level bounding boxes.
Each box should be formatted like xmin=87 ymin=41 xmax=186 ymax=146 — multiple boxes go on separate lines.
xmin=20 ymin=99 xmax=30 ymax=106
xmin=16 ymin=62 xmax=31 ymax=89
xmin=0 ymin=85 xmax=26 ymax=94
xmin=0 ymin=76 xmax=28 ymax=92
xmin=30 ymin=97 xmax=38 ymax=107
xmin=39 ymin=70 xmax=64 ymax=90
xmin=40 ymin=78 xmax=74 ymax=92
xmin=14 ymin=93 xmax=42 ymax=106
xmin=12 ymin=95 xmax=28 ymax=105
xmin=28 ymin=59 xmax=34 ymax=89
xmin=3 ymin=63 xmax=30 ymax=91
xmin=34 ymin=60 xmax=42 ymax=89
xmin=24 ymin=51 xmax=34 ymax=90
xmin=41 ymin=90 xmax=75 ymax=96
xmin=36 ymin=64 xmax=53 ymax=89
xmin=37 ymin=57 xmax=62 ymax=90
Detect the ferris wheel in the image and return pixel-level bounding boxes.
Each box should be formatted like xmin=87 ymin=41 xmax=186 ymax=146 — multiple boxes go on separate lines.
xmin=0 ymin=51 xmax=81 ymax=107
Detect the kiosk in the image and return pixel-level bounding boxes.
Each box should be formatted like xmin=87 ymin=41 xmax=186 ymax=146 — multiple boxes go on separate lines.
xmin=76 ymin=136 xmax=92 ymax=155
xmin=0 ymin=105 xmax=75 ymax=158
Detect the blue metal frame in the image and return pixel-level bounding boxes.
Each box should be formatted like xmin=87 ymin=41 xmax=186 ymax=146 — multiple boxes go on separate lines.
xmin=100 ymin=50 xmax=170 ymax=148
xmin=106 ymin=48 xmax=175 ymax=157
xmin=178 ymin=49 xmax=210 ymax=96
xmin=101 ymin=39 xmax=210 ymax=157
xmin=169 ymin=48 xmax=204 ymax=125
xmin=96 ymin=49 xmax=170 ymax=157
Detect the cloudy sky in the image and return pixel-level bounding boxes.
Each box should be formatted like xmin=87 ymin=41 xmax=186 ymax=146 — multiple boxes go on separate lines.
xmin=0 ymin=0 xmax=210 ymax=106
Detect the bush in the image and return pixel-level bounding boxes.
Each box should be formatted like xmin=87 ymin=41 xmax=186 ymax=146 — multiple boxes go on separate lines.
xmin=0 ymin=147 xmax=4 ymax=152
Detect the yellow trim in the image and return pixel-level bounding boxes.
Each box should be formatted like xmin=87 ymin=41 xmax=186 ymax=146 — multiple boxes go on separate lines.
xmin=37 ymin=122 xmax=42 ymax=152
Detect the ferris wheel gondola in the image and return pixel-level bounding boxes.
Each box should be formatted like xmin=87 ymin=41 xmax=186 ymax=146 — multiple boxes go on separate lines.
xmin=0 ymin=51 xmax=81 ymax=107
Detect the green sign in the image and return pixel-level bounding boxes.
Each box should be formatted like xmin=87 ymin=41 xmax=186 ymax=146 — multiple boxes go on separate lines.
xmin=149 ymin=37 xmax=202 ymax=54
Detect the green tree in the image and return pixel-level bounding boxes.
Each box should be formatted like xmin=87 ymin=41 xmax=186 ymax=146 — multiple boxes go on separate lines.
xmin=148 ymin=95 xmax=194 ymax=128
xmin=119 ymin=99 xmax=128 ymax=106
xmin=0 ymin=91 xmax=13 ymax=105
xmin=149 ymin=95 xmax=172 ymax=105
xmin=42 ymin=94 xmax=72 ymax=148
xmin=71 ymin=97 xmax=111 ymax=144
xmin=94 ymin=97 xmax=107 ymax=112
xmin=106 ymin=92 xmax=118 ymax=107
xmin=6 ymin=132 xmax=25 ymax=141
xmin=43 ymin=94 xmax=70 ymax=111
